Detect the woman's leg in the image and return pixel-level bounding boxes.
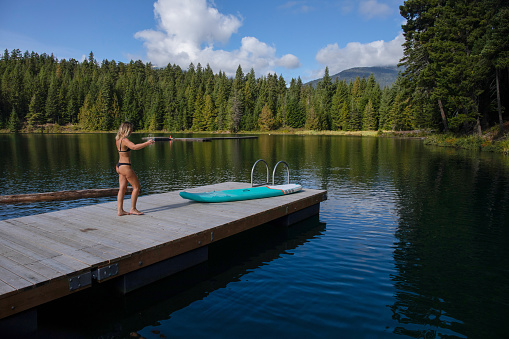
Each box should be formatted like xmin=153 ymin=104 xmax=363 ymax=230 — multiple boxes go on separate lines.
xmin=117 ymin=172 xmax=130 ymax=216
xmin=118 ymin=166 xmax=144 ymax=215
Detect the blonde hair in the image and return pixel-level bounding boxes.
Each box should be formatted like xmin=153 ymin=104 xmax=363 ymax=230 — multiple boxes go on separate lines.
xmin=115 ymin=122 xmax=133 ymax=140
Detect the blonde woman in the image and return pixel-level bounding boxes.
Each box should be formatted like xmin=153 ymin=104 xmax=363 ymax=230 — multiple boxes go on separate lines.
xmin=115 ymin=122 xmax=155 ymax=216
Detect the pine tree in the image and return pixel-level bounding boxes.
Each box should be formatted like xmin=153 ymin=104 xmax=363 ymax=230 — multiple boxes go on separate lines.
xmin=362 ymin=100 xmax=376 ymax=130
xmin=192 ymin=92 xmax=205 ymax=131
xmin=287 ymin=78 xmax=305 ymax=128
xmin=378 ymin=86 xmax=395 ymax=130
xmin=331 ymin=80 xmax=349 ymax=130
xmin=8 ymin=108 xmax=20 ymax=132
xmin=45 ymin=76 xmax=60 ymax=123
xmin=27 ymin=92 xmax=43 ymax=127
xmin=481 ymin=2 xmax=509 ymax=133
xmin=203 ymin=94 xmax=216 ymax=131
xmin=316 ymin=66 xmax=333 ymax=130
xmin=229 ymin=88 xmax=243 ymax=132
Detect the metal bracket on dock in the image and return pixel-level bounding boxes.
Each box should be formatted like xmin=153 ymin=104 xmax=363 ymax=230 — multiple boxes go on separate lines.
xmin=68 ymin=272 xmax=92 ymax=291
xmin=92 ymin=263 xmax=119 ymax=281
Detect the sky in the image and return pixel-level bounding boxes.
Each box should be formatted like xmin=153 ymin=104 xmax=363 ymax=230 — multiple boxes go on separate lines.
xmin=0 ymin=0 xmax=405 ymax=82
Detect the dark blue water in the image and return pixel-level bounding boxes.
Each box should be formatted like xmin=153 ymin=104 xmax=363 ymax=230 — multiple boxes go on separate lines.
xmin=1 ymin=133 xmax=509 ymax=338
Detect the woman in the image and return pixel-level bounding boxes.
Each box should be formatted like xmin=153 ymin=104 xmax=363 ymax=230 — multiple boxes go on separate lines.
xmin=115 ymin=122 xmax=155 ymax=216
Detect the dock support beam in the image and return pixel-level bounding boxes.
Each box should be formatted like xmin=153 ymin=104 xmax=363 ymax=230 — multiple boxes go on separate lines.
xmin=274 ymin=203 xmax=320 ymax=227
xmin=113 ymin=246 xmax=209 ymax=294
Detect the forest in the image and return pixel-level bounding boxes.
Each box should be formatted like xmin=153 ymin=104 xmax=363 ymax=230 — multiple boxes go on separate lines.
xmin=0 ymin=0 xmax=508 ymax=135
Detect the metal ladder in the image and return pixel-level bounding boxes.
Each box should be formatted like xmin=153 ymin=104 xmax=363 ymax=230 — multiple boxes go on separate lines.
xmin=250 ymin=159 xmax=290 ymax=187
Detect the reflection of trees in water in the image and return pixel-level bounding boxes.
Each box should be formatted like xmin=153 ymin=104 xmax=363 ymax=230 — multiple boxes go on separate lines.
xmin=5 ymin=134 xmax=509 ymax=337
xmin=390 ymin=150 xmax=509 ymax=338
xmin=37 ymin=215 xmax=326 ymax=337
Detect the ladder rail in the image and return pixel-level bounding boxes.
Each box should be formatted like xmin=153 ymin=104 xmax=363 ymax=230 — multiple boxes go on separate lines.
xmin=251 ymin=159 xmax=291 ymax=187
xmin=251 ymin=159 xmax=270 ymax=187
xmin=272 ymin=160 xmax=290 ymax=185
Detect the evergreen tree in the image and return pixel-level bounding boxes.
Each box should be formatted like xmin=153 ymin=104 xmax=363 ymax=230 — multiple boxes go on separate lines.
xmin=229 ymin=88 xmax=243 ymax=132
xmin=287 ymin=77 xmax=305 ymax=128
xmin=316 ymin=66 xmax=333 ymax=130
xmin=379 ymin=86 xmax=396 ymax=130
xmin=45 ymin=76 xmax=60 ymax=123
xmin=363 ymin=100 xmax=376 ymax=130
xmin=192 ymin=92 xmax=205 ymax=131
xmin=27 ymin=92 xmax=43 ymax=126
xmin=8 ymin=108 xmax=20 ymax=132
xmin=203 ymin=94 xmax=216 ymax=131
xmin=481 ymin=1 xmax=509 ymax=133
xmin=331 ymin=80 xmax=349 ymax=130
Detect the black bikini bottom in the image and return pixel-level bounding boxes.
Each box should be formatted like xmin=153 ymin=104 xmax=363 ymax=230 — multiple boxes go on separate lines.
xmin=116 ymin=162 xmax=131 ymax=168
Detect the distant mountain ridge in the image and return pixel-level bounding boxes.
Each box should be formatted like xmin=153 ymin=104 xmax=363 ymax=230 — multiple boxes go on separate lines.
xmin=307 ymin=65 xmax=401 ymax=88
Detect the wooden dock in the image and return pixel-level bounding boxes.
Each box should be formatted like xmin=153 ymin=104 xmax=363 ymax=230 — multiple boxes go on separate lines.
xmin=0 ymin=182 xmax=326 ymax=326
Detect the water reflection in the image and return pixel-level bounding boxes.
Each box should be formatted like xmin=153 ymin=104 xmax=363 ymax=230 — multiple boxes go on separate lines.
xmin=390 ymin=148 xmax=509 ymax=338
xmin=2 ymin=134 xmax=509 ymax=338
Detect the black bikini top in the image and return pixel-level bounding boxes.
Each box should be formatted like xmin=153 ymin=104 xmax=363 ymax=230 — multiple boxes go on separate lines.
xmin=118 ymin=139 xmax=131 ymax=153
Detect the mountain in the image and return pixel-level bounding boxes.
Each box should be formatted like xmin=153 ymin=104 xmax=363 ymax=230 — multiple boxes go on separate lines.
xmin=307 ymin=65 xmax=401 ymax=88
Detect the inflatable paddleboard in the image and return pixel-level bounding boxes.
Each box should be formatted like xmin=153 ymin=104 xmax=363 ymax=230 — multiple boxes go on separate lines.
xmin=179 ymin=184 xmax=302 ymax=203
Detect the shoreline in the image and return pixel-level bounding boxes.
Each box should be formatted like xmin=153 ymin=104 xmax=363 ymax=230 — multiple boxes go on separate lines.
xmin=1 ymin=124 xmax=508 ymax=154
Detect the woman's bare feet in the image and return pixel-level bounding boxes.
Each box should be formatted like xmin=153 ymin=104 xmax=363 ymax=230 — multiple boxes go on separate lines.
xmin=130 ymin=209 xmax=144 ymax=215
xmin=118 ymin=210 xmax=130 ymax=216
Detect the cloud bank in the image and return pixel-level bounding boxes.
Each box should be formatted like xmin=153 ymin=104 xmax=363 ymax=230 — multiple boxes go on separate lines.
xmin=314 ymin=33 xmax=404 ymax=77
xmin=135 ymin=0 xmax=300 ymax=77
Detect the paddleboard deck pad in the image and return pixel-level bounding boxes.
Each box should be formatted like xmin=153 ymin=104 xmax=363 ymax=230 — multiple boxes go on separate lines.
xmin=179 ymin=184 xmax=302 ymax=203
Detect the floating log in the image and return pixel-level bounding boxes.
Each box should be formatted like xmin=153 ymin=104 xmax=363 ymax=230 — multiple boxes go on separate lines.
xmin=142 ymin=136 xmax=258 ymax=142
xmin=172 ymin=138 xmax=212 ymax=142
xmin=143 ymin=137 xmax=173 ymax=141
xmin=205 ymin=136 xmax=258 ymax=140
xmin=0 ymin=187 xmax=132 ymax=204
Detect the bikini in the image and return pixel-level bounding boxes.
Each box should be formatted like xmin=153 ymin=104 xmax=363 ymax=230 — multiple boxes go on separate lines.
xmin=117 ymin=139 xmax=131 ymax=168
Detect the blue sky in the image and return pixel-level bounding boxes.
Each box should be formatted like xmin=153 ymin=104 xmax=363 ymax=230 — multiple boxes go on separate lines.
xmin=0 ymin=0 xmax=405 ymax=82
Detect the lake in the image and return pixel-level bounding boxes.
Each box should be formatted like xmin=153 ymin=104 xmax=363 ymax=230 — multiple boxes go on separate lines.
xmin=1 ymin=133 xmax=509 ymax=338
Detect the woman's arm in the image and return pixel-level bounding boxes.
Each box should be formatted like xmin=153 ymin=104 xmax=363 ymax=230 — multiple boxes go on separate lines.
xmin=123 ymin=138 xmax=155 ymax=150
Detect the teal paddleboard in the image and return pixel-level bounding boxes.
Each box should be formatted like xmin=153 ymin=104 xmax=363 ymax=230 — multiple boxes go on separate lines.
xmin=179 ymin=184 xmax=302 ymax=203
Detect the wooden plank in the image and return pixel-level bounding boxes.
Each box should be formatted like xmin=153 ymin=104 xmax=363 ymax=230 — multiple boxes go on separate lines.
xmin=0 ymin=234 xmax=88 ymax=273
xmin=137 ymin=201 xmax=238 ymax=227
xmin=0 ymin=266 xmax=33 ymax=290
xmin=0 ymin=281 xmax=15 ymax=295
xmin=0 ymin=256 xmax=48 ymax=285
xmin=5 ymin=217 xmax=116 ymax=262
xmin=61 ymin=213 xmax=160 ymax=248
xmin=14 ymin=212 xmax=154 ymax=255
xmin=25 ymin=213 xmax=149 ymax=254
xmin=0 ymin=220 xmax=107 ymax=266
xmin=67 ymin=210 xmax=187 ymax=246
xmin=2 ymin=251 xmax=63 ymax=281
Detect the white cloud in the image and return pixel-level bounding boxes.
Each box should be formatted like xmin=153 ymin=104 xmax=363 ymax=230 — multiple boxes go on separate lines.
xmin=313 ymin=33 xmax=404 ymax=77
xmin=279 ymin=1 xmax=313 ymax=13
xmin=358 ymin=0 xmax=392 ymax=19
xmin=135 ymin=0 xmax=300 ymax=77
xmin=277 ymin=54 xmax=301 ymax=69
